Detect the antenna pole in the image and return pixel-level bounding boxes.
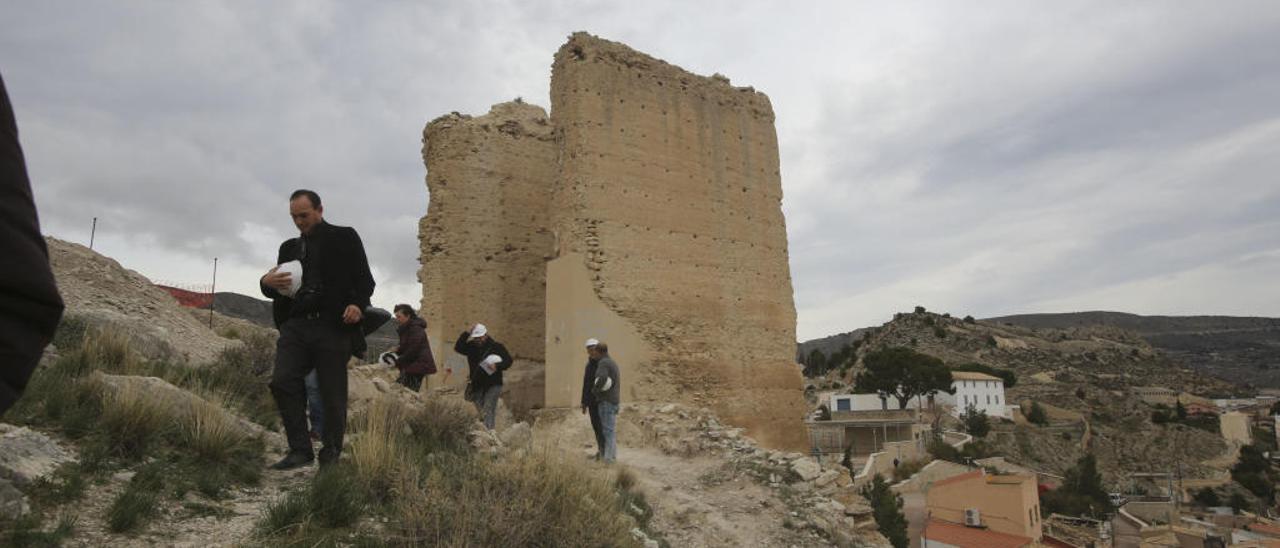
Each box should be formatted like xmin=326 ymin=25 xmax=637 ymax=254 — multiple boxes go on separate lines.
xmin=209 ymin=257 xmax=218 ymax=328
xmin=89 ymin=217 xmax=97 ymax=249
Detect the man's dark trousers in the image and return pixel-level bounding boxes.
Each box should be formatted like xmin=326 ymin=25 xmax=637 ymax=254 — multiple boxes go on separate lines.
xmin=588 ymin=404 xmax=606 ymax=457
xmin=270 ymin=317 xmax=350 ymax=462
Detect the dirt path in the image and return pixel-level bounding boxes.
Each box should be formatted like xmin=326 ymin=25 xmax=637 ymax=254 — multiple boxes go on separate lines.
xmin=64 ymin=433 xmax=308 ymax=547
xmin=533 ymin=406 xmax=866 ymax=548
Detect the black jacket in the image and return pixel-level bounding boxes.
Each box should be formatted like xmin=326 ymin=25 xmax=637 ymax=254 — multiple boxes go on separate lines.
xmin=580 ymin=358 xmax=599 ymax=408
xmin=453 ymin=331 xmax=512 ymax=391
xmin=260 ymin=220 xmax=374 ymax=329
xmin=0 ymin=72 xmax=65 ymax=415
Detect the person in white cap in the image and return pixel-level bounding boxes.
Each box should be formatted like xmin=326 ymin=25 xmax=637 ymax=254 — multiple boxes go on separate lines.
xmin=580 ymin=338 xmax=606 ymax=459
xmin=590 ymin=342 xmax=621 ymax=463
xmin=453 ymin=323 xmax=512 ymax=430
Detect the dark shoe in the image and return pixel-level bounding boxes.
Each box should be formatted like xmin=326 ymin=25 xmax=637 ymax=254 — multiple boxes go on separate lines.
xmin=270 ymin=451 xmax=314 ymax=470
xmin=317 ymin=447 xmax=341 ymax=468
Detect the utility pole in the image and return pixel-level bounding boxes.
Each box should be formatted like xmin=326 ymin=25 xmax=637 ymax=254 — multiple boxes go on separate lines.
xmin=89 ymin=217 xmax=97 ymax=250
xmin=209 ymin=257 xmax=218 ymax=328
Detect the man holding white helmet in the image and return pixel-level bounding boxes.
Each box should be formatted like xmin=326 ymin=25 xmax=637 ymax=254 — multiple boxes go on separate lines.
xmin=589 ymin=341 xmax=621 ymax=464
xmin=259 ymin=189 xmax=374 ymax=470
xmin=453 ymin=323 xmax=512 ymax=430
xmin=580 ymin=338 xmax=606 ymax=460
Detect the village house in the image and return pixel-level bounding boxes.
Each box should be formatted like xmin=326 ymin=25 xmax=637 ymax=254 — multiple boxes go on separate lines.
xmin=933 ymin=371 xmax=1010 ymax=418
xmin=922 ymin=469 xmax=1050 ymax=547
xmin=806 ymin=399 xmax=930 ymax=462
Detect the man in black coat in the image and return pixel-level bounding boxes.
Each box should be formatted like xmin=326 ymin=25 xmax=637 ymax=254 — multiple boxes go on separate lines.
xmin=453 ymin=323 xmax=512 ymax=430
xmin=260 ymin=189 xmax=374 ymax=469
xmin=0 ymin=73 xmax=64 ymax=416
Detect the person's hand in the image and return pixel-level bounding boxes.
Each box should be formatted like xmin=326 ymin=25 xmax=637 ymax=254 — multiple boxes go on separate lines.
xmin=262 ymin=266 xmax=292 ymax=291
xmin=343 ymin=305 xmax=363 ymax=324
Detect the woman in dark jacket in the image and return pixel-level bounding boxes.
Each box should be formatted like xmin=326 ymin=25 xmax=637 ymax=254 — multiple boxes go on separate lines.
xmin=392 ymin=304 xmax=435 ymax=391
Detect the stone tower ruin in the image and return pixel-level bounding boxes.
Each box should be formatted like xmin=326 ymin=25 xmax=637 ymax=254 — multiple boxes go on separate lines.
xmin=419 ymin=32 xmax=806 ymax=449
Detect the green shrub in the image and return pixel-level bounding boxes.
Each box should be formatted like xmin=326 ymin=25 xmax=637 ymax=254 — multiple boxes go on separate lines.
xmin=107 ymin=464 xmax=165 ymax=533
xmin=860 ymin=474 xmax=908 ymax=548
xmin=1194 ymin=487 xmax=1221 ymax=507
xmin=1027 ymin=402 xmax=1049 ymax=426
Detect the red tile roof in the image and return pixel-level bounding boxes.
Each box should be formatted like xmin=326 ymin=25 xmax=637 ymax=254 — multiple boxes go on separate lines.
xmin=1249 ymin=522 xmax=1280 ymax=539
xmin=922 ymin=519 xmax=1033 ymax=548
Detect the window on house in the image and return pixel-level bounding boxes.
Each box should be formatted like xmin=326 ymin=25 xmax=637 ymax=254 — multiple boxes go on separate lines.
xmin=987 ymin=395 xmax=991 ymax=405
xmin=837 ymin=398 xmax=851 ymax=411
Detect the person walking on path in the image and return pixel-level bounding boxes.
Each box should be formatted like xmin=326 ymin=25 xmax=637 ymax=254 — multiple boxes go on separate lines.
xmin=590 ymin=342 xmax=621 ymax=464
xmin=453 ymin=323 xmax=511 ymax=430
xmin=260 ymin=189 xmax=375 ymax=470
xmin=391 ymin=304 xmax=435 ymax=392
xmin=580 ymin=338 xmax=606 ymax=459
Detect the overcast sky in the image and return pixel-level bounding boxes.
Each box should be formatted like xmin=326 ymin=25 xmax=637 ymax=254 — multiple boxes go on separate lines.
xmin=3 ymin=2 xmax=1278 ymax=341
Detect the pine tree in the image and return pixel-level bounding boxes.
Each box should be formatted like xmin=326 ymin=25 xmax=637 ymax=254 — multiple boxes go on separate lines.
xmin=860 ymin=474 xmax=908 ymax=548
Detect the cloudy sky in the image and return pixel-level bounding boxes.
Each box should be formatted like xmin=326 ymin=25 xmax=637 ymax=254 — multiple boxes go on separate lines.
xmin=3 ymin=2 xmax=1278 ymax=341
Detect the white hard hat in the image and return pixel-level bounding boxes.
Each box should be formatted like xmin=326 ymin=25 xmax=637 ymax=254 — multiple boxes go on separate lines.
xmin=469 ymin=323 xmax=488 ymax=339
xmin=585 ymin=338 xmax=599 ymax=348
xmin=276 ymin=260 xmax=303 ymax=297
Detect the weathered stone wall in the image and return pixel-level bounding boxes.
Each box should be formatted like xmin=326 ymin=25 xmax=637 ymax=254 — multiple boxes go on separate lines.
xmin=545 ymin=33 xmax=806 ymax=449
xmin=418 ymin=101 xmax=556 ymax=405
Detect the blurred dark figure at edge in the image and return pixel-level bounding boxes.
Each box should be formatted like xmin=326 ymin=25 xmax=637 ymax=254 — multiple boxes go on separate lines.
xmin=0 ymin=72 xmax=65 ymax=416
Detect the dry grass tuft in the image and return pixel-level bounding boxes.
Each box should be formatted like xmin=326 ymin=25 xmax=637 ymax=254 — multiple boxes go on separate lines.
xmin=98 ymin=379 xmax=173 ymax=459
xmin=393 ymin=451 xmax=639 ymax=547
xmin=349 ymin=396 xmax=409 ymax=501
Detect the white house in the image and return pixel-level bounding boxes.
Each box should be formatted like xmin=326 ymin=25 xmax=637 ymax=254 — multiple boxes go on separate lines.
xmin=935 ymin=371 xmax=1008 ymax=418
xmin=828 ymin=371 xmax=1010 ymax=418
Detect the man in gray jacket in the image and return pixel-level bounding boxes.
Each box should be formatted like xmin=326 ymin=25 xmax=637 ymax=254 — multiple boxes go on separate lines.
xmin=590 ymin=342 xmax=621 ymax=463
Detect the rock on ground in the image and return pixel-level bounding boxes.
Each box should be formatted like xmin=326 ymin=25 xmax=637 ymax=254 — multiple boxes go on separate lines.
xmin=0 ymin=423 xmax=75 ymax=486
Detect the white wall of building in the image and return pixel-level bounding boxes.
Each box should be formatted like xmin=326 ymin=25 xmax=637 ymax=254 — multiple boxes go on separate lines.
xmin=936 ymin=377 xmax=1007 ymax=418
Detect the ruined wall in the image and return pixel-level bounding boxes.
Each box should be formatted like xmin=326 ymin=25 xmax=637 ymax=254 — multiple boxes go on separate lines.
xmin=418 ymin=102 xmax=556 ymax=406
xmin=545 ymin=33 xmax=806 ymax=449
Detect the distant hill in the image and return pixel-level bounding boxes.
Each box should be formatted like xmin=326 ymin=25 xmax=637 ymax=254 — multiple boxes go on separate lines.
xmin=208 ymin=291 xmax=400 ymax=358
xmin=796 ymin=327 xmax=871 ymax=361
xmin=987 ymin=311 xmax=1280 ymax=388
xmin=210 ymin=292 xmax=274 ymax=327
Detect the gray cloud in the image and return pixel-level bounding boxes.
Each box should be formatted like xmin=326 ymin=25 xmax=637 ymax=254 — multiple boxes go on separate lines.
xmin=3 ymin=1 xmax=1278 ymax=340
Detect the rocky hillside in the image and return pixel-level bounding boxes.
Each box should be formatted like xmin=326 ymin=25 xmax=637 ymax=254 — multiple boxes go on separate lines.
xmin=813 ymin=308 xmax=1241 ymax=483
xmin=988 ymin=311 xmax=1280 ymax=389
xmin=47 ymin=237 xmax=237 ymax=364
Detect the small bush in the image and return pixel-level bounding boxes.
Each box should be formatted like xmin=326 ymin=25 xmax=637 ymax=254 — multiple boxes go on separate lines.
xmin=107 ymin=464 xmax=165 ymax=533
xmin=962 ymin=405 xmax=991 ymax=438
xmin=257 ymin=465 xmax=365 ymax=538
xmin=1194 ymin=487 xmax=1221 ymax=507
xmin=404 ymin=397 xmax=478 ymax=456
xmin=963 ymin=315 xmax=975 ymax=324
xmin=914 ymin=306 xmax=926 ymax=314
xmin=98 ymin=381 xmax=173 ymax=460
xmin=394 ymin=452 xmax=637 ymax=547
xmin=350 ymin=397 xmax=408 ymax=502
xmin=933 ymin=326 xmax=946 ymax=339
xmin=1027 ymin=402 xmax=1049 ymax=426
xmin=892 ymin=459 xmax=929 ymax=482
xmin=1 ymin=513 xmax=76 ymax=547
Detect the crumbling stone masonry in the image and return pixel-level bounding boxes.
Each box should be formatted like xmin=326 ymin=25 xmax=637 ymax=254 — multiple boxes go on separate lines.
xmin=420 ymin=33 xmax=806 ymax=449
xmin=418 ymin=101 xmax=556 ymax=411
